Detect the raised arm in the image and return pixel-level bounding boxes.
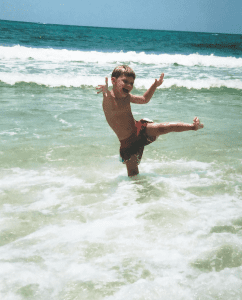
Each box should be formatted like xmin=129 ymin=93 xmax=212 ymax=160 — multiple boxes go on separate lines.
xmin=130 ymin=73 xmax=164 ymax=104
xmin=96 ymin=77 xmax=110 ymax=97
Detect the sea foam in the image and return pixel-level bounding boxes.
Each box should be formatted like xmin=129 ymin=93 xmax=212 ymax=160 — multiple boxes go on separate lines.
xmin=1 ymin=45 xmax=242 ymax=68
xmin=1 ymin=72 xmax=241 ymax=90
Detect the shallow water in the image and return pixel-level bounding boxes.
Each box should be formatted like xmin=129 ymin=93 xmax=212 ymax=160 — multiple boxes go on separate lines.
xmin=0 ymin=20 xmax=242 ymax=300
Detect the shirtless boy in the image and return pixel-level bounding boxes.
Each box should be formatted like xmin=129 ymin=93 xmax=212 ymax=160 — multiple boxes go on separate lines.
xmin=96 ymin=65 xmax=203 ymax=177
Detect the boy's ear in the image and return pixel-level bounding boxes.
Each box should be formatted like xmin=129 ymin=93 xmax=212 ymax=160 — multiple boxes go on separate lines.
xmin=111 ymin=77 xmax=116 ymax=85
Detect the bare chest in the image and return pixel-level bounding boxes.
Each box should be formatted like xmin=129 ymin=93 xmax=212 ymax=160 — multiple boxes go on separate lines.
xmin=103 ymin=95 xmax=131 ymax=116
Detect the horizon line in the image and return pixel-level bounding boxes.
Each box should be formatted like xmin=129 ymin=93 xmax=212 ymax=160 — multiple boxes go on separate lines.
xmin=0 ymin=18 xmax=241 ymax=36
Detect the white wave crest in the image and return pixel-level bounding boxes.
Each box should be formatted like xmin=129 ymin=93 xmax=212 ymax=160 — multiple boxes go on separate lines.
xmin=1 ymin=72 xmax=241 ymax=90
xmin=136 ymin=78 xmax=242 ymax=90
xmin=0 ymin=72 xmax=103 ymax=87
xmin=1 ymin=45 xmax=242 ymax=68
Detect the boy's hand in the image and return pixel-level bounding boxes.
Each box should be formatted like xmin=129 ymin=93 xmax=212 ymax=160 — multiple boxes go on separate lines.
xmin=155 ymin=73 xmax=164 ymax=87
xmin=193 ymin=117 xmax=204 ymax=131
xmin=96 ymin=77 xmax=108 ymax=95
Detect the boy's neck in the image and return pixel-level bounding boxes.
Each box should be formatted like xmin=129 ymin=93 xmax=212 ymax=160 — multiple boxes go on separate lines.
xmin=111 ymin=88 xmax=128 ymax=101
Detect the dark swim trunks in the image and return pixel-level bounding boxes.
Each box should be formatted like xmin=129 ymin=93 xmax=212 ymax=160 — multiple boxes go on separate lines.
xmin=120 ymin=119 xmax=157 ymax=165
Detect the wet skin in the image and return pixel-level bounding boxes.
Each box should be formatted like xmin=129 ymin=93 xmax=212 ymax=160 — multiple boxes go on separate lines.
xmin=101 ymin=75 xmax=137 ymax=141
xmin=96 ymin=72 xmax=203 ymax=176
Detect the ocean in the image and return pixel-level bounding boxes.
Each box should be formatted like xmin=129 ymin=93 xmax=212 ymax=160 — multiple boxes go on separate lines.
xmin=0 ymin=19 xmax=242 ymax=299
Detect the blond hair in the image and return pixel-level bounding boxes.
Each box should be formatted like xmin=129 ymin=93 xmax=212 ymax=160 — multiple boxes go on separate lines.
xmin=111 ymin=65 xmax=136 ymax=79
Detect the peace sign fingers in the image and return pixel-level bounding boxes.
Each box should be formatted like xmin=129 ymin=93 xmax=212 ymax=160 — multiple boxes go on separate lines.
xmin=96 ymin=77 xmax=108 ymax=95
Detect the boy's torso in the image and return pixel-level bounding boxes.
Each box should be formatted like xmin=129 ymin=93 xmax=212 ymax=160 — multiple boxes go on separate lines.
xmin=103 ymin=92 xmax=136 ymax=141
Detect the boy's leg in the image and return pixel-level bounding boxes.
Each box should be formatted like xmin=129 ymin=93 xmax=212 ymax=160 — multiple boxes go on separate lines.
xmin=125 ymin=155 xmax=139 ymax=177
xmin=145 ymin=117 xmax=203 ymax=137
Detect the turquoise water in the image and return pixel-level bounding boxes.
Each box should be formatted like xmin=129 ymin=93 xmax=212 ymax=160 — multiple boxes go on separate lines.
xmin=0 ymin=20 xmax=242 ymax=299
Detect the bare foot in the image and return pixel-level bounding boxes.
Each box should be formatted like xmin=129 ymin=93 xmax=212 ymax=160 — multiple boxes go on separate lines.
xmin=193 ymin=117 xmax=204 ymax=131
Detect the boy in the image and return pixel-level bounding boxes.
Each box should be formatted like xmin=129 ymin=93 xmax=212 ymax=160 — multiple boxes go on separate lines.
xmin=96 ymin=65 xmax=203 ymax=177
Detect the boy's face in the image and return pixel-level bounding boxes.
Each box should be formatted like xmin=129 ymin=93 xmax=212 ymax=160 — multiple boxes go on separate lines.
xmin=112 ymin=75 xmax=134 ymax=97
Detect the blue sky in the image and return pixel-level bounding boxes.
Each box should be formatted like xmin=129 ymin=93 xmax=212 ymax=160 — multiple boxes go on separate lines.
xmin=0 ymin=0 xmax=241 ymax=34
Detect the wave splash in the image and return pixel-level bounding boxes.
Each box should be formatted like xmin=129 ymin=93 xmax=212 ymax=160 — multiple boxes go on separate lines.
xmin=1 ymin=74 xmax=241 ymax=90
xmin=1 ymin=45 xmax=242 ymax=68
